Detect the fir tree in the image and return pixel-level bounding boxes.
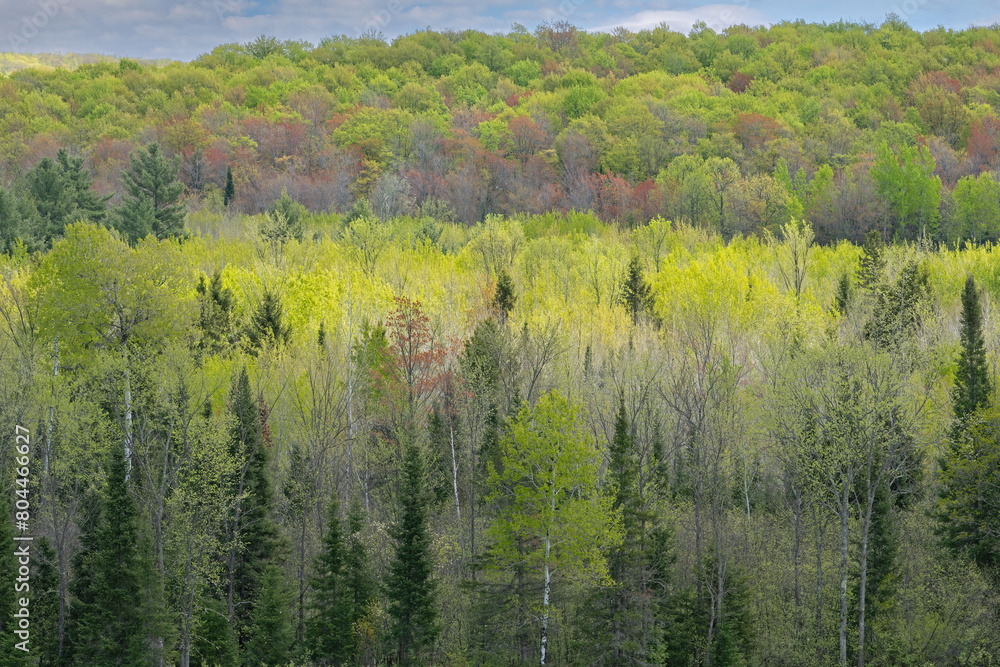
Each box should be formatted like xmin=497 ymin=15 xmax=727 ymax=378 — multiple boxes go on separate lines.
xmin=66 ymin=450 xmax=147 ymax=665
xmin=386 ymin=441 xmax=439 ymax=666
xmin=116 ymin=142 xmax=187 ymax=242
xmin=224 ymin=165 xmax=235 ymax=207
xmin=952 ymin=275 xmax=991 ymax=437
xmin=621 ymin=255 xmax=652 ymax=325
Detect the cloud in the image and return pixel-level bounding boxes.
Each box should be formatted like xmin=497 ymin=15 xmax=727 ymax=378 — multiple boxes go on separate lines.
xmin=590 ymin=4 xmax=772 ymax=34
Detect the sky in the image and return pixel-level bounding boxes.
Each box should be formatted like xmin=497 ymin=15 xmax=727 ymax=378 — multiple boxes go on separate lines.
xmin=0 ymin=0 xmax=992 ymax=61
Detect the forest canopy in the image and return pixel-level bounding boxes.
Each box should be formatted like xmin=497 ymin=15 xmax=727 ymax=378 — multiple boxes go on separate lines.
xmin=4 ymin=16 xmax=1000 ymax=667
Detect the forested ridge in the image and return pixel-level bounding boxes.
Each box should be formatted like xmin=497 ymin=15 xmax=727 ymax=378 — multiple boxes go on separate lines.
xmin=4 ymin=18 xmax=1000 ymax=243
xmin=3 ymin=16 xmax=1000 ymax=667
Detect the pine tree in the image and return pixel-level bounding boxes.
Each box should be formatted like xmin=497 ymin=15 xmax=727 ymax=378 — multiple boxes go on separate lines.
xmin=116 ymin=142 xmax=187 ymax=242
xmin=66 ymin=450 xmax=147 ymax=665
xmin=952 ymin=275 xmax=991 ymax=437
xmin=24 ymin=157 xmax=77 ymax=247
xmin=266 ymin=189 xmax=306 ymax=243
xmin=55 ymin=149 xmax=110 ymax=222
xmin=386 ymin=441 xmax=439 ymax=666
xmin=621 ymin=255 xmax=652 ymax=325
xmin=224 ymin=165 xmax=235 ymax=207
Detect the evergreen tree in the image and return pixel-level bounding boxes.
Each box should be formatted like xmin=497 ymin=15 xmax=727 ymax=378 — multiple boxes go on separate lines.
xmin=245 ymin=565 xmax=293 ymax=666
xmin=116 ymin=142 xmax=187 ymax=242
xmin=493 ymin=269 xmax=517 ymax=324
xmin=834 ymin=271 xmax=852 ymax=315
xmin=55 ymin=149 xmax=109 ymax=222
xmin=386 ymin=441 xmax=439 ymax=666
xmin=33 ymin=538 xmax=62 ymax=667
xmin=196 ymin=270 xmax=235 ymax=356
xmin=246 ymin=290 xmax=291 ymax=353
xmin=24 ymin=157 xmax=76 ymax=247
xmin=308 ymin=495 xmax=375 ymax=665
xmin=66 ymin=450 xmax=147 ymax=665
xmin=857 ymin=230 xmax=885 ymax=292
xmin=0 ymin=498 xmax=28 ymax=665
xmin=621 ymin=255 xmax=652 ymax=325
xmin=0 ymin=186 xmax=31 ymax=253
xmin=224 ymin=165 xmax=235 ymax=207
xmin=952 ymin=275 xmax=991 ymax=436
xmin=265 ymin=189 xmax=306 ymax=243
xmin=865 ymin=259 xmax=929 ymax=350
xmin=223 ymin=368 xmax=286 ymax=660
xmin=586 ymin=400 xmax=654 ymax=665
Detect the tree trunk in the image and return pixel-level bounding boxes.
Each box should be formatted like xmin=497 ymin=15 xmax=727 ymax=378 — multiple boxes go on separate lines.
xmin=839 ymin=482 xmax=849 ymax=667
xmin=450 ymin=420 xmax=461 ymax=523
xmin=122 ymin=342 xmax=133 ymax=480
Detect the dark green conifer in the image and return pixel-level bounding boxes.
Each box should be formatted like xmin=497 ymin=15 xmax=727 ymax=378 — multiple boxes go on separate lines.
xmin=224 ymin=368 xmax=286 ymax=659
xmin=493 ymin=269 xmax=517 ymax=324
xmin=621 ymin=255 xmax=652 ymax=325
xmin=116 ymin=142 xmax=187 ymax=242
xmin=245 ymin=565 xmax=293 ymax=666
xmin=246 ymin=290 xmax=292 ymax=353
xmin=224 ymin=165 xmax=235 ymax=207
xmin=952 ymin=275 xmax=991 ymax=436
xmin=197 ymin=270 xmax=235 ymax=356
xmin=386 ymin=441 xmax=439 ymax=666
xmin=66 ymin=450 xmax=147 ymax=665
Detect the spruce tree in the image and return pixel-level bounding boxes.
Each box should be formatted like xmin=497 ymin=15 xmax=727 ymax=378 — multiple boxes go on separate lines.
xmin=246 ymin=290 xmax=292 ymax=353
xmin=224 ymin=165 xmax=235 ymax=207
xmin=386 ymin=441 xmax=439 ymax=666
xmin=66 ymin=449 xmax=147 ymax=665
xmin=308 ymin=493 xmax=353 ymax=665
xmin=586 ymin=400 xmax=652 ymax=665
xmin=24 ymin=157 xmax=77 ymax=247
xmin=308 ymin=495 xmax=375 ymax=665
xmin=245 ymin=565 xmax=293 ymax=666
xmin=493 ymin=269 xmax=517 ymax=324
xmin=621 ymin=255 xmax=652 ymax=325
xmin=952 ymin=275 xmax=991 ymax=437
xmin=196 ymin=271 xmax=235 ymax=356
xmin=223 ymin=368 xmax=286 ymax=659
xmin=857 ymin=230 xmax=885 ymax=292
xmin=116 ymin=142 xmax=187 ymax=242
